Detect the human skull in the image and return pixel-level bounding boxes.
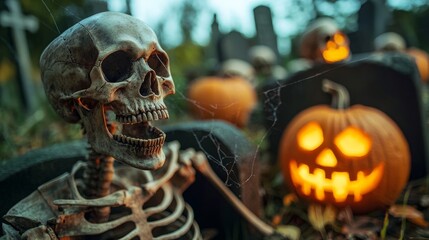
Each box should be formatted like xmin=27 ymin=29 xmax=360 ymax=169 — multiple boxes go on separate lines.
xmin=40 ymin=12 xmax=175 ymax=170
xmin=374 ymin=32 xmax=406 ymax=52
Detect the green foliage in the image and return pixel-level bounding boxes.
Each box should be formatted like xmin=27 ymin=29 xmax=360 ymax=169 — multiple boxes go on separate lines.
xmin=390 ymin=6 xmax=429 ymax=51
xmin=165 ymin=41 xmax=207 ymax=122
xmin=1 ymin=0 xmax=86 ymax=64
xmin=0 ymin=93 xmax=82 ymax=160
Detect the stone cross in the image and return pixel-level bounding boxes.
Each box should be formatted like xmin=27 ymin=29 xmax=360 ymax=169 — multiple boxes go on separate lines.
xmin=0 ymin=0 xmax=39 ymax=113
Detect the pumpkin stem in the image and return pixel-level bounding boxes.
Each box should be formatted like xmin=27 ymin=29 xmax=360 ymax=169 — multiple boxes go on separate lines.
xmin=322 ymin=79 xmax=350 ymax=109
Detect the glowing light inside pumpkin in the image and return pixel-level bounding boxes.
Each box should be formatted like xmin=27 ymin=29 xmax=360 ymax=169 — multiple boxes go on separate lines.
xmin=297 ymin=122 xmax=324 ymax=151
xmin=316 ymin=148 xmax=337 ymax=167
xmin=322 ymin=32 xmax=350 ymax=63
xmin=290 ymin=160 xmax=384 ymax=202
xmin=334 ymin=127 xmax=372 ymax=157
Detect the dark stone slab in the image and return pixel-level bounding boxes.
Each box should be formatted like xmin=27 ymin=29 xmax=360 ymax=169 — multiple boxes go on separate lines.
xmin=0 ymin=140 xmax=88 ymax=219
xmin=163 ymin=120 xmax=262 ymax=240
xmin=262 ymin=52 xmax=429 ymax=180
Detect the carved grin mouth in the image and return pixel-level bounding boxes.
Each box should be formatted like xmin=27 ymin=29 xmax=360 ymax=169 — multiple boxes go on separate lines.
xmin=105 ymin=104 xmax=169 ymax=156
xmin=289 ymin=160 xmax=384 ymax=202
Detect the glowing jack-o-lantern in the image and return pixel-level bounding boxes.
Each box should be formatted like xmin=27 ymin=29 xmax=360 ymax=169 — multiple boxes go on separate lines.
xmin=279 ymin=80 xmax=410 ymax=213
xmin=300 ymin=18 xmax=351 ymax=64
xmin=321 ymin=32 xmax=350 ymax=63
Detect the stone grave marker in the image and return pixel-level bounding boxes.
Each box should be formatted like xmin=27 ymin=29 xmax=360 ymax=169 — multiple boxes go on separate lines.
xmin=0 ymin=0 xmax=39 ymax=113
xmin=262 ymin=52 xmax=429 ymax=180
xmin=219 ymin=30 xmax=250 ymax=62
xmin=253 ymin=5 xmax=279 ymax=62
xmin=348 ymin=0 xmax=390 ymax=54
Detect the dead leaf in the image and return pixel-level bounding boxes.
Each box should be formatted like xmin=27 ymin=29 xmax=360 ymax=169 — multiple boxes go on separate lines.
xmin=282 ymin=193 xmax=298 ymax=206
xmin=272 ymin=214 xmax=283 ymax=226
xmin=389 ymin=204 xmax=429 ymax=228
xmin=308 ymin=204 xmax=337 ymax=231
xmin=276 ymin=225 xmax=301 ymax=240
xmin=341 ymin=216 xmax=381 ymax=238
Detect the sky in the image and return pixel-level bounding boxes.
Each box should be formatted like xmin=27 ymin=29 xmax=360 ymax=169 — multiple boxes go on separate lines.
xmin=108 ymin=0 xmax=293 ymax=49
xmin=107 ymin=0 xmax=428 ymax=54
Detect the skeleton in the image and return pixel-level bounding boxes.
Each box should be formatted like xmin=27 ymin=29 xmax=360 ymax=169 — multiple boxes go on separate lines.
xmin=2 ymin=12 xmax=276 ymax=239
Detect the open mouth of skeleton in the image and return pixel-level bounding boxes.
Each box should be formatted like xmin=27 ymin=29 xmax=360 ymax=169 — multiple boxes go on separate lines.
xmin=105 ymin=105 xmax=169 ymax=156
xmin=289 ymin=160 xmax=384 ymax=202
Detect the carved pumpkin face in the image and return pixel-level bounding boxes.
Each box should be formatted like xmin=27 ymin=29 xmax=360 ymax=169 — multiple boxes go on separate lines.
xmin=300 ymin=18 xmax=350 ymax=64
xmin=321 ymin=32 xmax=350 ymax=63
xmin=279 ymin=81 xmax=410 ymax=213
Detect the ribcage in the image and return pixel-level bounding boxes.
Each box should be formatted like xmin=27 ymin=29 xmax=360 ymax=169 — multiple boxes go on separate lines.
xmin=145 ymin=184 xmax=201 ymax=240
xmin=54 ymin=183 xmax=201 ymax=240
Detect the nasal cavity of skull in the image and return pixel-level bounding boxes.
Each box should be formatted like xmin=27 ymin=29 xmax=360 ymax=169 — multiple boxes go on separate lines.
xmin=147 ymin=52 xmax=169 ymax=78
xmin=140 ymin=70 xmax=159 ymax=97
xmin=102 ymin=51 xmax=133 ymax=83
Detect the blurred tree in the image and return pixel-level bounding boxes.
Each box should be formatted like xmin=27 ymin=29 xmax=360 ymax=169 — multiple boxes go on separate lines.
xmin=161 ymin=0 xmax=208 ymax=121
xmin=390 ymin=6 xmax=429 ymax=51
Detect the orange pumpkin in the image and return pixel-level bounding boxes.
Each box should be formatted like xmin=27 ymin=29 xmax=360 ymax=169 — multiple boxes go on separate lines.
xmin=407 ymin=48 xmax=429 ymax=83
xmin=187 ymin=76 xmax=257 ymax=128
xmin=279 ymin=80 xmax=410 ymax=213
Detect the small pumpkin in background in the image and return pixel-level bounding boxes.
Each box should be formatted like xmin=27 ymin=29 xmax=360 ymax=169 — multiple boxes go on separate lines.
xmin=279 ymin=80 xmax=410 ymax=214
xmin=406 ymin=48 xmax=429 ymax=83
xmin=187 ymin=76 xmax=257 ymax=128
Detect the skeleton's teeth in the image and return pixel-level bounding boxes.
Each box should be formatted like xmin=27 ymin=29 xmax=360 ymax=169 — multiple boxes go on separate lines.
xmin=116 ymin=108 xmax=169 ymax=123
xmin=113 ymin=133 xmax=165 ymax=150
xmin=147 ymin=112 xmax=154 ymax=121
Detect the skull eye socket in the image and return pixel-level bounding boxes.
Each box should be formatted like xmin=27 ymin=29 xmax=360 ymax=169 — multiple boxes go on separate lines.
xmin=102 ymin=51 xmax=133 ymax=83
xmin=297 ymin=122 xmax=324 ymax=151
xmin=147 ymin=52 xmax=169 ymax=78
xmin=334 ymin=126 xmax=372 ymax=157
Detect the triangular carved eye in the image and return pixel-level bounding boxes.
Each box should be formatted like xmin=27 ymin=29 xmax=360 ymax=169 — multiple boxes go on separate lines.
xmin=334 ymin=126 xmax=372 ymax=157
xmin=297 ymin=122 xmax=324 ymax=151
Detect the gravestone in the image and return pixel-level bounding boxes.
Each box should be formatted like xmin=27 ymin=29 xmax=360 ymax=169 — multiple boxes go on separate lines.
xmin=0 ymin=121 xmax=262 ymax=239
xmin=0 ymin=0 xmax=39 ymax=113
xmin=253 ymin=5 xmax=279 ymax=62
xmin=206 ymin=14 xmax=222 ymax=69
xmin=219 ymin=30 xmax=250 ymax=62
xmin=262 ymin=52 xmax=429 ymax=180
xmin=348 ymin=0 xmax=390 ymax=53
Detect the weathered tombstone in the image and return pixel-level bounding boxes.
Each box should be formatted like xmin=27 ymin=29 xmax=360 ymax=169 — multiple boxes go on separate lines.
xmin=0 ymin=0 xmax=39 ymax=113
xmin=164 ymin=121 xmax=262 ymax=240
xmin=219 ymin=30 xmax=250 ymax=62
xmin=253 ymin=5 xmax=279 ymax=62
xmin=262 ymin=52 xmax=429 ymax=180
xmin=348 ymin=0 xmax=390 ymax=53
xmin=0 ymin=121 xmax=262 ymax=239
